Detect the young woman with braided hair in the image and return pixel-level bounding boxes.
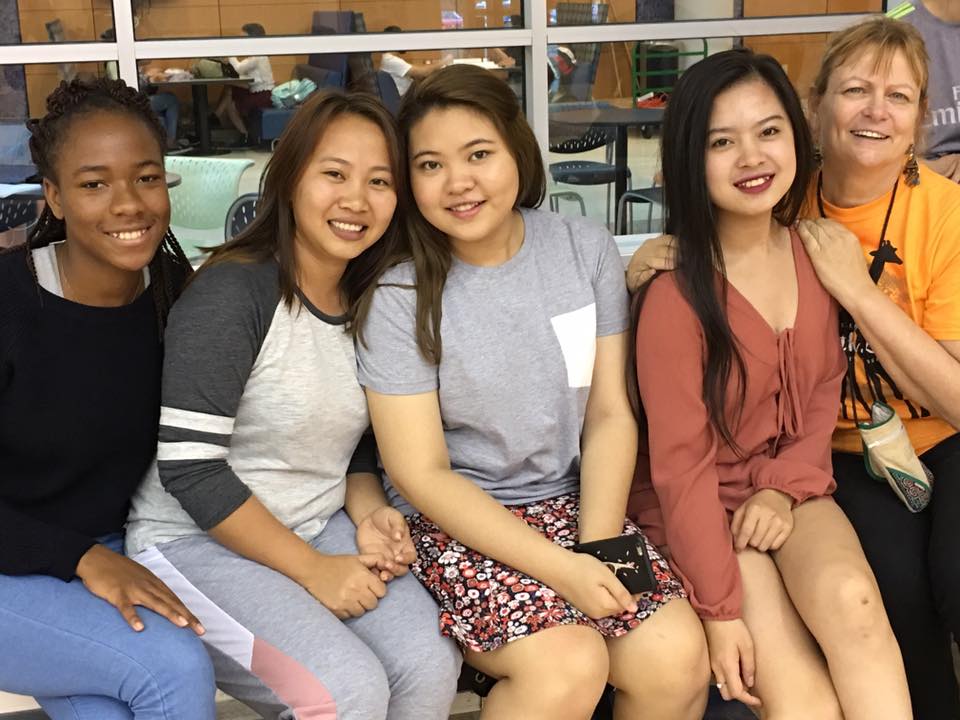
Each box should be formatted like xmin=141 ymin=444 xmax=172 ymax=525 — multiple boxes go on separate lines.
xmin=0 ymin=77 xmax=215 ymax=719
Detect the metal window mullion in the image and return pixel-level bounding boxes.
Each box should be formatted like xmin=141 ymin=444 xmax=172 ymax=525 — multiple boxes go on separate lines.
xmin=112 ymin=0 xmax=137 ymax=85
xmin=0 ymin=42 xmax=116 ymax=65
xmin=524 ymin=0 xmax=549 ymax=165
xmin=133 ymin=28 xmax=532 ymax=60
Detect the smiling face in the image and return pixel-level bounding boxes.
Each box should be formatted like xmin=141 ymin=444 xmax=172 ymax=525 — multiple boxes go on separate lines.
xmin=43 ymin=110 xmax=169 ymax=274
xmin=811 ymin=47 xmax=921 ymax=177
xmin=291 ymin=114 xmax=397 ymax=271
xmin=704 ymin=78 xmax=797 ymax=222
xmin=408 ymin=106 xmax=520 ymax=254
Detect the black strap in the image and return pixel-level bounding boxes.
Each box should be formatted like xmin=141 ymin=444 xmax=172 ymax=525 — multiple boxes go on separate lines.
xmin=817 ymin=172 xmax=900 ymax=423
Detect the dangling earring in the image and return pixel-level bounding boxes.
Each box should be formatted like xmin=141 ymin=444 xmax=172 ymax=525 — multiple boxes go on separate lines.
xmin=814 ymin=145 xmax=823 ymax=168
xmin=904 ymin=144 xmax=920 ymax=187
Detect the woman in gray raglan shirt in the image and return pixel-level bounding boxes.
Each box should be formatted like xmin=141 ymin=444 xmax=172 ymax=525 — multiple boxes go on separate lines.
xmin=124 ymin=91 xmax=461 ymax=719
xmin=357 ymin=65 xmax=711 ymax=719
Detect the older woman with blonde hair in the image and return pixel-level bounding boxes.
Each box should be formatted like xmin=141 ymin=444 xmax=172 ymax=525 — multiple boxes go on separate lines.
xmin=627 ymin=16 xmax=960 ymax=718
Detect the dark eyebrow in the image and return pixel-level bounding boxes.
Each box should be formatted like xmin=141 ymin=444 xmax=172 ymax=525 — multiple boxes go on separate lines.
xmin=708 ymin=114 xmax=785 ymax=134
xmin=317 ymin=156 xmax=392 ymax=173
xmin=411 ymin=137 xmax=495 ymax=161
xmin=461 ymin=137 xmax=494 ymax=150
xmin=73 ymin=159 xmax=161 ymax=176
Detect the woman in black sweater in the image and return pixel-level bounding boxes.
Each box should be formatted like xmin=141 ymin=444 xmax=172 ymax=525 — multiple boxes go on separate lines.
xmin=0 ymin=78 xmax=215 ymax=720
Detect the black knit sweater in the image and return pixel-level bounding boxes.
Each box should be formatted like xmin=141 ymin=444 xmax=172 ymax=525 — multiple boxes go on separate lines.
xmin=0 ymin=245 xmax=164 ymax=580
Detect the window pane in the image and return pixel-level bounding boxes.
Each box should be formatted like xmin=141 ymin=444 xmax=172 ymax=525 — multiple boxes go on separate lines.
xmin=549 ymin=0 xmax=882 ymax=27
xmin=6 ymin=0 xmax=114 ymax=44
xmin=134 ymin=1 xmax=523 ymax=40
xmin=546 ymin=35 xmax=826 ymax=233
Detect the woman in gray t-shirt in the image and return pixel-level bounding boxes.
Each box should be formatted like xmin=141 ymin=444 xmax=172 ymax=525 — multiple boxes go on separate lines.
xmin=357 ymin=65 xmax=710 ymax=719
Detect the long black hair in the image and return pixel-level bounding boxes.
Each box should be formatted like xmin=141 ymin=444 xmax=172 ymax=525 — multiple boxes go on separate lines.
xmin=629 ymin=48 xmax=815 ymax=452
xmin=15 ymin=77 xmax=192 ymax=337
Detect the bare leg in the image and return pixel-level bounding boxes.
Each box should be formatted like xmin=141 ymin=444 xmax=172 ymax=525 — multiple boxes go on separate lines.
xmin=606 ymin=597 xmax=710 ymax=720
xmin=213 ymin=86 xmax=232 ymax=123
xmin=465 ymin=624 xmax=609 ymax=720
xmin=223 ymin=98 xmax=247 ymax=136
xmin=774 ymin=498 xmax=912 ymax=720
xmin=736 ymin=547 xmax=842 ymax=719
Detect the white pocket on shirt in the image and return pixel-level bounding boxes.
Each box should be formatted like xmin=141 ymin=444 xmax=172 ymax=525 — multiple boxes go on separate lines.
xmin=550 ymin=303 xmax=597 ymax=388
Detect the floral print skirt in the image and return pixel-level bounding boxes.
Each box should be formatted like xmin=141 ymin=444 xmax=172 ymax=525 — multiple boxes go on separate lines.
xmin=406 ymin=492 xmax=685 ymax=654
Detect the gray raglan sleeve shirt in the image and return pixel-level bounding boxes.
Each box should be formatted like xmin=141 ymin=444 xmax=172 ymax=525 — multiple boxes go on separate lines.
xmin=156 ymin=260 xmax=279 ymax=530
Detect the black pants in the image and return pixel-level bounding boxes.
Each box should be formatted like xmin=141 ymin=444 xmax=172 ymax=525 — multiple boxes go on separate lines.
xmin=833 ymin=433 xmax=960 ymax=720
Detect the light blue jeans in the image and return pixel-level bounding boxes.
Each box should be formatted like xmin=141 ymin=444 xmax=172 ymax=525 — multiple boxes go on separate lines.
xmin=149 ymin=92 xmax=179 ymax=145
xmin=0 ymin=533 xmax=216 ymax=720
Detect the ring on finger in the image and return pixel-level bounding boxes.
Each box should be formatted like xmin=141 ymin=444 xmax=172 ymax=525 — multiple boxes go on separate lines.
xmin=716 ymin=681 xmax=724 ymax=690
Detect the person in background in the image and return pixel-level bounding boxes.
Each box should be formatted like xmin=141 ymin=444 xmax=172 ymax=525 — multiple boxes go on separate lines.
xmin=380 ymin=26 xmax=452 ymax=96
xmin=101 ymin=28 xmax=181 ymax=150
xmin=214 ymin=23 xmax=275 ymax=142
xmin=902 ymin=0 xmax=960 ymax=182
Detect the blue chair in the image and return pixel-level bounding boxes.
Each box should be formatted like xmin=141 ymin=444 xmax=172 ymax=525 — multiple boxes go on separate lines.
xmin=225 ymin=192 xmax=259 ymax=240
xmin=374 ymin=70 xmax=401 ymax=116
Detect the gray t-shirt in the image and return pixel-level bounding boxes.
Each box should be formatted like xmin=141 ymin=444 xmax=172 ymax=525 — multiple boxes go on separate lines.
xmin=126 ymin=259 xmax=374 ymax=556
xmin=357 ymin=207 xmax=629 ymax=515
xmin=906 ymin=1 xmax=960 ymax=157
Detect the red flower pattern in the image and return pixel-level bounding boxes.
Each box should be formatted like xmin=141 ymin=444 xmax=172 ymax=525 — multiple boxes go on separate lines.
xmin=407 ymin=493 xmax=685 ymax=654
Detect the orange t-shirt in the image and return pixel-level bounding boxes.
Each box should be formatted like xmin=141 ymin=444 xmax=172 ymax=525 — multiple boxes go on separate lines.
xmin=811 ymin=166 xmax=960 ymax=454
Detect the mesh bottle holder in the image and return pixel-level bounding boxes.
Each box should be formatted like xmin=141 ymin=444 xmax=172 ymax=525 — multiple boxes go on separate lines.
xmin=844 ymin=319 xmax=934 ymax=513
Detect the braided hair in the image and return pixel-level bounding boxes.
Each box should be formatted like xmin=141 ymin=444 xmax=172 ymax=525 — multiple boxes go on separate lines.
xmin=20 ymin=77 xmax=192 ymax=337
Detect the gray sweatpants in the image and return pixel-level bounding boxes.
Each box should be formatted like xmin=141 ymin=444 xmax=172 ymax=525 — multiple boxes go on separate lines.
xmin=134 ymin=510 xmax=462 ymax=720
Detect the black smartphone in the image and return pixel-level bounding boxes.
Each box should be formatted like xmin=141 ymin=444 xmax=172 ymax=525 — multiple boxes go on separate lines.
xmin=572 ymin=534 xmax=658 ymax=595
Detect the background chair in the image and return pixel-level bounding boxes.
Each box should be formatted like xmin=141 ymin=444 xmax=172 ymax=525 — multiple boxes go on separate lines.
xmin=548 ymin=118 xmax=628 ymax=228
xmin=616 ymin=184 xmax=662 ymax=235
xmin=0 ymin=198 xmax=37 ymax=234
xmin=374 ymin=70 xmax=401 ymax=116
xmin=164 ymin=156 xmax=253 ymax=262
xmin=225 ymin=192 xmax=259 ymax=240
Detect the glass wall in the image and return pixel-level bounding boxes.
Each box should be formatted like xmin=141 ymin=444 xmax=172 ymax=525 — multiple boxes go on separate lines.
xmin=6 ymin=0 xmax=115 ymax=43
xmin=1 ymin=0 xmax=888 ymax=243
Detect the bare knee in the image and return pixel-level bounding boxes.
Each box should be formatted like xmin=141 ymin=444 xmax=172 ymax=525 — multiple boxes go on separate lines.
xmin=816 ymin=567 xmax=890 ymax=648
xmin=509 ymin=628 xmax=609 ymax=715
xmin=611 ymin=600 xmax=710 ymax=701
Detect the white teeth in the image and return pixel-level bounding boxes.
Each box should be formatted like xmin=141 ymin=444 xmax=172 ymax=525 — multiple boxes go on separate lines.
xmin=737 ymin=176 xmax=771 ymax=188
xmin=330 ymin=220 xmax=363 ymax=232
xmin=451 ymin=202 xmax=480 ymax=212
xmin=852 ymin=130 xmax=887 ymax=139
xmin=110 ymin=229 xmax=147 ymax=240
